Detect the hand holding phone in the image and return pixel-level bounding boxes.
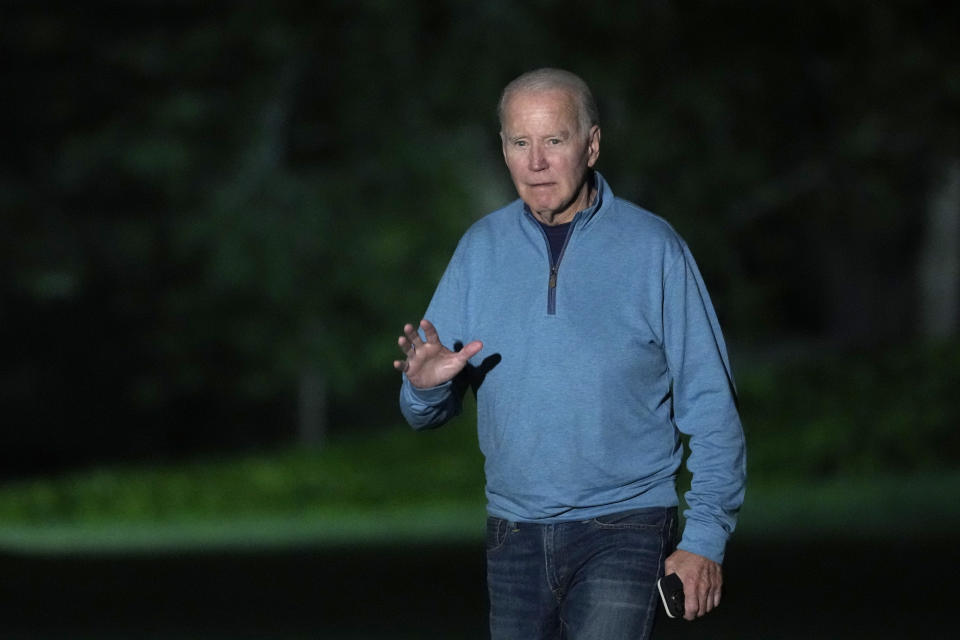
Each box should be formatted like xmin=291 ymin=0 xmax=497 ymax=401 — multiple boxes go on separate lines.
xmin=657 ymin=573 xmax=685 ymax=619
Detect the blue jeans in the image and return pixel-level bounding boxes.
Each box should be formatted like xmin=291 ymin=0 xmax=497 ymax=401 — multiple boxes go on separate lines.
xmin=485 ymin=506 xmax=677 ymax=640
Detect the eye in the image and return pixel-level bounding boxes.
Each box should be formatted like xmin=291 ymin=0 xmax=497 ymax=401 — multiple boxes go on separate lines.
xmin=548 ymin=138 xmax=561 ymax=145
xmin=514 ymin=140 xmax=527 ymax=147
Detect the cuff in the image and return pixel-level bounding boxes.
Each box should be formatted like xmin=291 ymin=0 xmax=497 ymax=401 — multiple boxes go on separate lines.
xmin=677 ymin=520 xmax=730 ymax=564
xmin=402 ymin=377 xmax=453 ymax=404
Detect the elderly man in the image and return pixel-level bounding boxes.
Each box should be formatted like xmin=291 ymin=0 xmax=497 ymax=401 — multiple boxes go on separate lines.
xmin=395 ymin=68 xmax=745 ymax=639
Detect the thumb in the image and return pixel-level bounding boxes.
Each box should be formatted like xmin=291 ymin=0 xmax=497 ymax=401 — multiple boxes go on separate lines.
xmin=458 ymin=340 xmax=483 ymax=361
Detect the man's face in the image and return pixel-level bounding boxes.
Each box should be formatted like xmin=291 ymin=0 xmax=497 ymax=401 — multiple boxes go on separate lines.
xmin=500 ymin=89 xmax=600 ymax=225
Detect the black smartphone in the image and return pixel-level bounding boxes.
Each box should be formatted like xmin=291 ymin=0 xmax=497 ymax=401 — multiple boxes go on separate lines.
xmin=657 ymin=573 xmax=685 ymax=619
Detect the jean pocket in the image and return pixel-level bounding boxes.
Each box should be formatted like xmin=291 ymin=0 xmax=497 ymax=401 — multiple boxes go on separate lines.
xmin=485 ymin=516 xmax=511 ymax=553
xmin=591 ymin=507 xmax=671 ymax=530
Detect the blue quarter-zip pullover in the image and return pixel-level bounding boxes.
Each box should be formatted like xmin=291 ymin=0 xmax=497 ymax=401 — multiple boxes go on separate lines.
xmin=399 ymin=172 xmax=746 ymax=563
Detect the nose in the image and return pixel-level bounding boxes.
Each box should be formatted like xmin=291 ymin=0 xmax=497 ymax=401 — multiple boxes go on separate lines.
xmin=528 ymin=143 xmax=547 ymax=171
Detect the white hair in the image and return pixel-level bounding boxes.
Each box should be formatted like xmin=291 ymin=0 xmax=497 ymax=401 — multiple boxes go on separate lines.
xmin=497 ymin=68 xmax=599 ymax=136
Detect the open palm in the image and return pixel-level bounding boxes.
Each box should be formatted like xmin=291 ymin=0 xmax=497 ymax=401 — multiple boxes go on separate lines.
xmin=393 ymin=319 xmax=483 ymax=389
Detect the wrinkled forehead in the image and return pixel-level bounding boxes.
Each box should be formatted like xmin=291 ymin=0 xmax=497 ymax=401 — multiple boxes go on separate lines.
xmin=500 ymin=88 xmax=581 ymax=134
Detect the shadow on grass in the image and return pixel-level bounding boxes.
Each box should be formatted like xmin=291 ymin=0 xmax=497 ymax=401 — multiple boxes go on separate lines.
xmin=0 ymin=535 xmax=954 ymax=639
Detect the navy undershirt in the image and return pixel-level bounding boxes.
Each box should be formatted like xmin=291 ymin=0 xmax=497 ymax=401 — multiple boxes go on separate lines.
xmin=538 ymin=220 xmax=572 ymax=267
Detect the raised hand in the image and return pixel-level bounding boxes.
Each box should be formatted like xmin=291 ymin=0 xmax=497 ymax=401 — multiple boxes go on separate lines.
xmin=393 ymin=319 xmax=483 ymax=389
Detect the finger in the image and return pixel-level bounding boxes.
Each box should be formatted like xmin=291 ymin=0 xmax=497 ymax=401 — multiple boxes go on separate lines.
xmin=684 ymin=578 xmax=705 ymax=620
xmin=457 ymin=340 xmax=483 ymax=361
xmin=393 ymin=360 xmax=407 ymax=372
xmin=679 ymin=578 xmax=693 ymax=620
xmin=420 ymin=319 xmax=440 ymax=344
xmin=702 ymin=592 xmax=714 ymax=616
xmin=397 ymin=335 xmax=415 ymax=355
xmin=696 ymin=581 xmax=719 ymax=618
xmin=707 ymin=569 xmax=722 ymax=611
xmin=697 ymin=580 xmax=712 ymax=618
xmin=684 ymin=591 xmax=698 ymax=621
xmin=404 ymin=323 xmax=424 ymax=347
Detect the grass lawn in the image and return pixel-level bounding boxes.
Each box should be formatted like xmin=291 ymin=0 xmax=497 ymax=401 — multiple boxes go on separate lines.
xmin=2 ymin=345 xmax=957 ymax=637
xmin=1 ymin=417 xmax=958 ymax=553
xmin=4 ymin=341 xmax=958 ymax=554
xmin=0 ymin=421 xmax=485 ymax=554
xmin=2 ymin=420 xmax=958 ymax=639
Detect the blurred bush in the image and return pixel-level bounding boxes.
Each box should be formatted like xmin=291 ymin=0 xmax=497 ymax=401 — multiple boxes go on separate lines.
xmin=2 ymin=1 xmax=958 ymax=478
xmin=740 ymin=339 xmax=960 ymax=480
xmin=2 ymin=340 xmax=957 ymax=528
xmin=0 ymin=419 xmax=484 ymax=526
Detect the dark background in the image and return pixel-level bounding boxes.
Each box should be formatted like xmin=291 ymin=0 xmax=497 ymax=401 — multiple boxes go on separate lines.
xmin=2 ymin=2 xmax=959 ymax=637
xmin=3 ymin=0 xmax=958 ymax=477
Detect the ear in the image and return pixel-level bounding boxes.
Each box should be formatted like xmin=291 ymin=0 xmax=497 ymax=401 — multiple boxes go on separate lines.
xmin=499 ymin=131 xmax=508 ymax=162
xmin=587 ymin=125 xmax=601 ymax=168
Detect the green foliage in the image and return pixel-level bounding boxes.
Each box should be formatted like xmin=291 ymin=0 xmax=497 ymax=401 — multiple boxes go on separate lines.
xmin=3 ymin=1 xmax=959 ymax=470
xmin=739 ymin=339 xmax=960 ymax=480
xmin=1 ymin=339 xmax=957 ymax=529
xmin=2 ymin=339 xmax=960 ymax=553
xmin=0 ymin=418 xmax=484 ymax=526
xmin=739 ymin=469 xmax=960 ymax=539
xmin=1 ymin=338 xmax=958 ymax=523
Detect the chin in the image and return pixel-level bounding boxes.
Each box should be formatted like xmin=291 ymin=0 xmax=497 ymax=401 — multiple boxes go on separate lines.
xmin=525 ymin=193 xmax=560 ymax=211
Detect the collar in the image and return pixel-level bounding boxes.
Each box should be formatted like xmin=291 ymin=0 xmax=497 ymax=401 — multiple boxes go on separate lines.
xmin=521 ymin=170 xmax=607 ymax=227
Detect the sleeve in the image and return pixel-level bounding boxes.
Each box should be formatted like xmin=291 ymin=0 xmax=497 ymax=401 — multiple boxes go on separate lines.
xmin=397 ymin=237 xmax=471 ymax=431
xmin=661 ymin=240 xmax=747 ymax=564
xmin=399 ymin=377 xmax=461 ymax=430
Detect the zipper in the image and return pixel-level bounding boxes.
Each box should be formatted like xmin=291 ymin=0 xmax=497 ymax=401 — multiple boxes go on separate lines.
xmin=545 ymin=223 xmax=574 ymax=316
xmin=548 ymin=264 xmax=559 ymax=314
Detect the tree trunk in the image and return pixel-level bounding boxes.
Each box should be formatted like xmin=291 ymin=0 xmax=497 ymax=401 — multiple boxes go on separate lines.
xmin=919 ymin=159 xmax=960 ymax=339
xmin=298 ymin=369 xmax=327 ymax=448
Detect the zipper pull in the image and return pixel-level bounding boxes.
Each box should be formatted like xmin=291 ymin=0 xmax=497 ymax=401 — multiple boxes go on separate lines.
xmin=549 ymin=266 xmax=558 ymax=288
